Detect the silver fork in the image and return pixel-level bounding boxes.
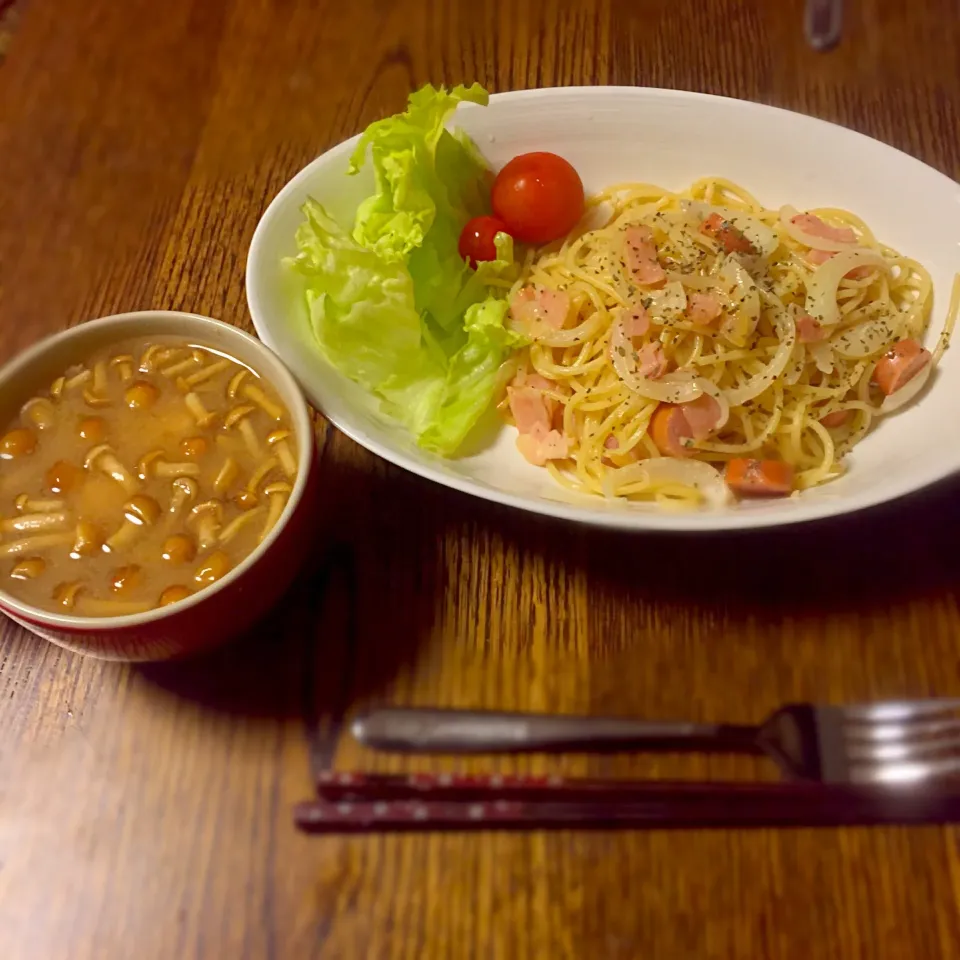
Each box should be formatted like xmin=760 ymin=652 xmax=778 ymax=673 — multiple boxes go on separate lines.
xmin=351 ymin=701 xmax=960 ymax=784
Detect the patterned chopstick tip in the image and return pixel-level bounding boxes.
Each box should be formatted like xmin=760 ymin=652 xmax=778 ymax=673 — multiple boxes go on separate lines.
xmin=298 ymin=799 xmax=525 ymax=823
xmin=316 ymin=770 xmax=567 ymax=788
xmin=316 ymin=771 xmax=358 ymax=784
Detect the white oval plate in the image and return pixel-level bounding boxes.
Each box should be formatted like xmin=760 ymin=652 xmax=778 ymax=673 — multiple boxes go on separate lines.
xmin=247 ymin=86 xmax=960 ymax=531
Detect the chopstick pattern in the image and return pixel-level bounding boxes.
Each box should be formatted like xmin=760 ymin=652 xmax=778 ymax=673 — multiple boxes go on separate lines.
xmin=293 ymin=771 xmax=960 ymax=833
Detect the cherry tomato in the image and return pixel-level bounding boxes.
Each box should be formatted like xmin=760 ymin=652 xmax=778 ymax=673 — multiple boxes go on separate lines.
xmin=491 ymin=152 xmax=585 ymax=244
xmin=458 ymin=215 xmax=508 ymax=268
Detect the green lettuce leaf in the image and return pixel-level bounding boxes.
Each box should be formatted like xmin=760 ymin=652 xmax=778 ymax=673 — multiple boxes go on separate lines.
xmin=350 ymin=82 xmax=492 ymax=337
xmin=287 ymin=84 xmax=521 ymax=456
xmin=348 ymin=82 xmax=490 ymax=264
xmin=290 ymin=199 xmax=436 ymax=391
xmin=418 ymin=294 xmax=524 ymax=453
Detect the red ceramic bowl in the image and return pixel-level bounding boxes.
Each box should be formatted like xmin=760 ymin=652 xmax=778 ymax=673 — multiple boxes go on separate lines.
xmin=0 ymin=311 xmax=317 ymax=660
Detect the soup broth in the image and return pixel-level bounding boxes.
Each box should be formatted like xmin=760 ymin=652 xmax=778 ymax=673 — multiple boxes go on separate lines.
xmin=0 ymin=337 xmax=298 ymax=616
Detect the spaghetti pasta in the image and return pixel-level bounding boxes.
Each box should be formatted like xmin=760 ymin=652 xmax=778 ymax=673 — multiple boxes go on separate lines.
xmin=501 ymin=177 xmax=957 ymax=506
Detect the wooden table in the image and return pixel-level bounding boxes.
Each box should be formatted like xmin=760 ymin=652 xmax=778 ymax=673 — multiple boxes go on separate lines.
xmin=2 ymin=0 xmax=960 ymax=956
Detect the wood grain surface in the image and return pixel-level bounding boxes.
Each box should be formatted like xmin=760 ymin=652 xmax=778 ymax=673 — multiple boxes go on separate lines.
xmin=2 ymin=0 xmax=960 ymax=957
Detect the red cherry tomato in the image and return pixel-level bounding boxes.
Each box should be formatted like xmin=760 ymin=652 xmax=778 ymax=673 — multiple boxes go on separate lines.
xmin=491 ymin=152 xmax=585 ymax=245
xmin=458 ymin=215 xmax=508 ymax=268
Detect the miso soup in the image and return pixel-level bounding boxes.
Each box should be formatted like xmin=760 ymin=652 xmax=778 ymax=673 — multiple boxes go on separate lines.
xmin=0 ymin=337 xmax=298 ymax=616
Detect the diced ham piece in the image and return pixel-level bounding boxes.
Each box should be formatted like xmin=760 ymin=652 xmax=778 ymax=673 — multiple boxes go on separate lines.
xmin=508 ymin=373 xmax=559 ymax=423
xmin=507 ymin=386 xmax=551 ymax=436
xmin=516 ymin=423 xmax=569 ymax=466
xmin=680 ymin=394 xmax=722 ymax=440
xmin=537 ymin=287 xmax=570 ymax=327
xmin=509 ymin=285 xmax=570 ymax=331
xmin=522 ymin=373 xmax=553 ymax=392
xmin=796 ymin=312 xmax=827 ymax=343
xmin=700 ymin=213 xmax=756 ymax=255
xmin=535 ymin=429 xmax=569 ymax=460
xmin=636 ymin=342 xmax=668 ymax=380
xmin=806 ymin=249 xmax=834 ymax=266
xmin=791 ymin=213 xmax=857 ymax=245
xmin=602 ymin=433 xmax=641 ymax=464
xmin=509 ymin=375 xmax=568 ymax=466
xmin=820 ymin=409 xmax=852 ymax=428
xmin=621 ymin=301 xmax=650 ymax=336
xmin=872 ymin=339 xmax=932 ymax=396
xmin=624 ymin=226 xmax=666 ymax=287
xmin=686 ymin=292 xmax=722 ymax=326
xmin=510 ymin=286 xmax=537 ymax=321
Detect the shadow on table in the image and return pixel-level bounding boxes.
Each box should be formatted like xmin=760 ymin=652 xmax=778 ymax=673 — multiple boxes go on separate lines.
xmin=135 ymin=447 xmax=441 ymax=723
xmin=134 ymin=438 xmax=960 ymax=722
xmin=135 ymin=562 xmax=335 ymax=721
xmin=460 ymin=470 xmax=960 ymax=620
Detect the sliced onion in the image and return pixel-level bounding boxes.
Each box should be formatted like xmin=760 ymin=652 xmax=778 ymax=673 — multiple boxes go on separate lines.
xmin=651 ymin=208 xmax=700 ymax=233
xmin=665 ymin=272 xmax=720 ymax=291
xmin=685 ymin=200 xmax=780 ymax=258
xmin=611 ymin=203 xmax=670 ymax=232
xmin=662 ymin=367 xmax=697 ymax=382
xmin=655 ymin=209 xmax=711 ymax=265
xmin=879 ymin=356 xmax=934 ymax=414
xmin=808 ymin=339 xmax=835 ymax=374
xmin=493 ymin=355 xmax=524 ymax=402
xmin=782 ymin=342 xmax=807 ymax=386
xmin=606 ymin=457 xmax=731 ymax=507
xmin=718 ymin=256 xmax=760 ymax=318
xmin=805 ymin=249 xmax=890 ymax=326
xmin=717 ymin=255 xmax=761 ymax=345
xmin=647 ymin=281 xmax=688 ymax=324
xmin=779 ymin=205 xmax=856 ymax=252
xmin=833 ymin=316 xmax=898 ymax=359
xmin=610 ymin=320 xmax=702 ymax=403
xmin=723 ymin=302 xmax=796 ymax=406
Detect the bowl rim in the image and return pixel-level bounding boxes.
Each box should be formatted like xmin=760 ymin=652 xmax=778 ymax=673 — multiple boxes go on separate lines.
xmin=246 ymin=84 xmax=960 ymax=533
xmin=0 ymin=310 xmax=315 ymax=629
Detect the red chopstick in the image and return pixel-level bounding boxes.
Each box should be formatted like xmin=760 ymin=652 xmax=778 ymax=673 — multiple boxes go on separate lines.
xmin=292 ymin=772 xmax=960 ymax=833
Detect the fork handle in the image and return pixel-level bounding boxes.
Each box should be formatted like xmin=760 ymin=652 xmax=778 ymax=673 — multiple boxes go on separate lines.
xmin=351 ymin=707 xmax=758 ymax=754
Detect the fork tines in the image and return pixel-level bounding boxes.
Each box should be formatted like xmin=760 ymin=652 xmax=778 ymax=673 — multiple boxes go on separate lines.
xmin=824 ymin=700 xmax=960 ymax=784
